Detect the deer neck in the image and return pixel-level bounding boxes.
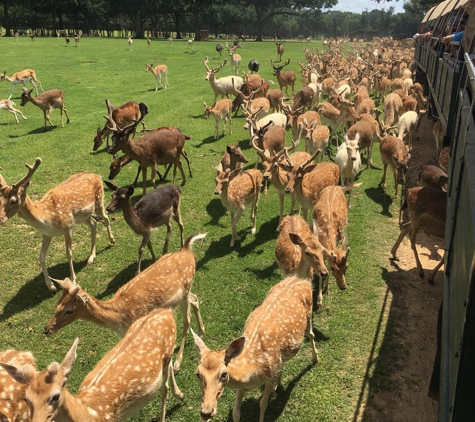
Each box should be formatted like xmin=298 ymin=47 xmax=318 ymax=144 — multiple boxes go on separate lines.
xmin=82 ymin=295 xmax=129 ymax=336
xmin=17 ymin=195 xmax=56 ymax=233
xmin=55 ymin=390 xmax=95 ymax=422
xmin=4 ymin=75 xmax=16 ymax=83
xmin=296 ymin=248 xmax=312 ymax=278
xmin=118 ymin=199 xmax=144 ymax=235
xmin=125 ymin=138 xmax=149 ymax=162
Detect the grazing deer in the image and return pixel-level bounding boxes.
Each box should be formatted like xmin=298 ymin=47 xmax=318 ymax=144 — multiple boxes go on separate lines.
xmin=0 ymin=349 xmax=35 ymax=422
xmin=0 ymin=158 xmax=115 ymax=291
xmin=203 ymin=57 xmax=243 ymax=104
xmin=0 ymin=99 xmax=28 ymax=123
xmin=391 ymin=187 xmax=446 ymax=284
xmin=74 ymin=33 xmax=80 ymax=46
xmin=226 ymin=43 xmax=241 ymax=75
xmin=104 ymin=182 xmax=184 ymax=273
xmin=106 ymin=103 xmax=192 ymax=194
xmin=43 ymin=233 xmax=206 ymax=371
xmin=29 ymin=31 xmax=35 ymax=41
xmin=271 ymin=59 xmax=296 ymax=96
xmin=20 ymin=87 xmax=70 ymax=128
xmin=145 ymin=63 xmax=169 ymax=90
xmin=0 ymin=69 xmax=44 ymax=100
xmin=94 ymin=99 xmax=145 ymax=151
xmin=192 ymin=275 xmax=318 ymax=422
xmin=3 ymin=309 xmax=184 ymax=422
xmin=313 ymin=186 xmax=350 ymax=311
xmin=275 ymin=40 xmax=285 ymax=61
xmin=203 ymin=98 xmax=233 ymax=140
xmin=214 ymin=168 xmax=262 ymax=247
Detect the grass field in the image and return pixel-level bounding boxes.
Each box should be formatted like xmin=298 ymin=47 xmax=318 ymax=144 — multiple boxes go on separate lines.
xmin=0 ymin=36 xmax=403 ymax=421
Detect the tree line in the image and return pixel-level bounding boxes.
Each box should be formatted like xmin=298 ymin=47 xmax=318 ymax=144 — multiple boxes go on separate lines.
xmin=0 ymin=0 xmax=435 ymax=41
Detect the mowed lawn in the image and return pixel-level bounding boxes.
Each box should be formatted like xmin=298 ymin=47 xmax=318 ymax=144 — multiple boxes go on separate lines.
xmin=0 ymin=36 xmax=403 ymax=421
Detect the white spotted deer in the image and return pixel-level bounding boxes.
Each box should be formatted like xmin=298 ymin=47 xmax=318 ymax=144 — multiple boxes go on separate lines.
xmin=43 ymin=233 xmax=207 ymax=372
xmin=192 ymin=275 xmax=318 ymax=422
xmin=214 ymin=168 xmax=262 ymax=247
xmin=0 ymin=158 xmax=115 ymax=291
xmin=203 ymin=98 xmax=233 ymax=140
xmin=2 ymin=308 xmax=184 ymax=422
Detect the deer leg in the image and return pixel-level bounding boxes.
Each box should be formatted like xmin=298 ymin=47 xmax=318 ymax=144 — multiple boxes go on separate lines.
xmin=315 ymin=274 xmax=323 ymax=312
xmin=11 ymin=106 xmax=27 ymax=120
xmin=85 ymin=217 xmax=97 ymax=265
xmin=162 ymin=221 xmax=172 ymax=255
xmin=168 ymin=360 xmax=184 ymax=400
xmin=305 ymin=313 xmax=319 ymax=364
xmin=428 ymin=251 xmax=445 ymax=285
xmin=177 ymin=160 xmax=187 ymax=186
xmin=30 ymin=80 xmax=39 ymax=96
xmin=391 ymin=222 xmax=411 ymax=260
xmin=62 ymin=105 xmax=70 ymax=124
xmin=232 ymin=389 xmax=245 ymax=422
xmin=96 ymin=204 xmax=115 ymax=245
xmin=230 ymin=209 xmax=243 ymax=247
xmin=45 ymin=109 xmax=54 ymax=127
xmin=189 ymin=293 xmax=205 ymax=336
xmin=141 ymin=166 xmax=148 ymax=195
xmin=64 ymin=229 xmax=78 ymax=283
xmin=410 ymin=229 xmax=425 ymax=278
xmin=40 ymin=235 xmax=56 ymax=291
xmin=251 ymin=198 xmax=258 ymax=235
xmin=381 ymin=163 xmax=388 ymax=190
xmin=60 ymin=107 xmax=64 ymax=128
xmin=259 ymin=381 xmax=275 ymax=422
xmin=159 ymin=359 xmax=170 ymax=422
xmin=7 ymin=109 xmax=19 ymax=123
xmin=174 ymin=298 xmax=191 ymax=373
xmin=173 ymin=209 xmax=185 ymax=248
xmin=214 ymin=118 xmax=219 ymax=140
xmin=164 ymin=73 xmax=168 ymax=89
xmin=181 ymin=150 xmax=193 ymax=178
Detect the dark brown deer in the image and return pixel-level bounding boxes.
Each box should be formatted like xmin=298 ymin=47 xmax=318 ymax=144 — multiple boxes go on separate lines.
xmin=271 ymin=59 xmax=296 ymax=96
xmin=275 ymin=40 xmax=285 ymax=61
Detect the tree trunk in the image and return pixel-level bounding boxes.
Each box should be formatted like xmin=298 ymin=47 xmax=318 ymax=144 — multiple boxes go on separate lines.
xmin=3 ymin=0 xmax=12 ymax=37
xmin=135 ymin=10 xmax=143 ymax=38
xmin=254 ymin=6 xmax=264 ymax=41
xmin=171 ymin=12 xmax=182 ymax=39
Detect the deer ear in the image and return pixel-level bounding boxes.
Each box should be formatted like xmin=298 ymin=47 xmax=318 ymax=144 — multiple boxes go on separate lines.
xmin=224 ymin=337 xmax=245 ymax=366
xmin=96 ymin=127 xmax=102 ymax=135
xmin=127 ymin=186 xmax=135 ymax=196
xmin=104 ymin=180 xmax=119 ymax=191
xmin=77 ymin=291 xmax=89 ymax=305
xmin=60 ymin=338 xmax=78 ymax=378
xmin=226 ymin=145 xmax=233 ymax=154
xmin=191 ymin=328 xmax=209 ymax=356
xmin=0 ymin=362 xmax=34 ymax=385
xmin=341 ymin=233 xmax=349 ymax=251
xmin=311 ymin=219 xmax=320 ymax=236
xmin=288 ymin=232 xmax=303 ymax=246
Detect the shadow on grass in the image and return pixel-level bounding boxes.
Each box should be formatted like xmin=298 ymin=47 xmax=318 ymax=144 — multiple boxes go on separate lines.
xmin=95 ymin=261 xmax=139 ymax=299
xmin=28 ymin=126 xmax=56 ymax=134
xmin=364 ymin=186 xmax=394 ymax=218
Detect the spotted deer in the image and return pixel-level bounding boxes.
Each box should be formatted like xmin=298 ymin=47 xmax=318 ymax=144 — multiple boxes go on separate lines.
xmin=217 ymin=142 xmax=249 ymax=173
xmin=20 ymin=88 xmax=70 ymax=128
xmin=192 ymin=275 xmax=318 ymax=422
xmin=43 ymin=233 xmax=207 ymax=372
xmin=0 ymin=69 xmax=44 ymax=100
xmin=0 ymin=158 xmax=115 ymax=291
xmin=313 ymin=185 xmax=350 ymax=311
xmin=0 ymin=349 xmax=35 ymax=422
xmin=214 ymin=168 xmax=262 ymax=247
xmin=203 ymin=98 xmax=233 ymax=140
xmin=2 ymin=309 xmax=184 ymax=422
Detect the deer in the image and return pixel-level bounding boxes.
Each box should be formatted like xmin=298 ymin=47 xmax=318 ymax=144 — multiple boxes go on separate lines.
xmin=0 ymin=98 xmax=28 ymax=123
xmin=127 ymin=35 xmax=133 ymax=49
xmin=43 ymin=233 xmax=207 ymax=372
xmin=217 ymin=142 xmax=249 ymax=173
xmin=106 ymin=103 xmax=193 ymax=194
xmin=203 ymin=57 xmax=243 ymax=104
xmin=280 ymin=150 xmax=340 ymax=221
xmin=334 ymin=135 xmax=362 ymax=207
xmin=266 ymin=88 xmax=284 ymax=113
xmin=214 ymin=168 xmax=262 ymax=247
xmin=93 ymin=99 xmax=146 ymax=151
xmin=104 ymin=182 xmax=184 ymax=274
xmin=203 ymin=98 xmax=233 ymax=140
xmin=312 ymin=185 xmax=350 ymax=311
xmin=188 ymin=37 xmax=194 ymax=49
xmin=3 ymin=309 xmax=184 ymax=422
xmin=317 ymin=96 xmax=355 ymax=147
xmin=418 ymin=163 xmax=448 ymax=192
xmin=232 ymin=78 xmax=269 ymax=116
xmin=391 ymin=187 xmax=446 ymax=284
xmin=304 ymin=119 xmax=330 ymax=159
xmin=0 ymin=158 xmax=115 ymax=291
xmin=0 ymin=69 xmax=44 ymax=100
xmin=20 ymin=87 xmax=70 ymax=128
xmin=226 ymin=43 xmax=241 ymax=75
xmin=270 ymin=59 xmax=296 ymax=96
xmin=145 ymin=63 xmax=169 ymax=90
xmin=275 ymin=40 xmax=285 ymax=61
xmin=147 ymin=37 xmax=151 ymax=47
xmin=74 ymin=33 xmax=80 ymax=46
xmin=0 ymin=349 xmax=35 ymax=422
xmin=192 ymin=275 xmax=318 ymax=422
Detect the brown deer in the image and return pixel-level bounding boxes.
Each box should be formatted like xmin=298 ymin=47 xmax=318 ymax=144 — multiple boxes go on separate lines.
xmin=0 ymin=158 xmax=115 ymax=291
xmin=20 ymin=88 xmax=70 ymax=128
xmin=275 ymin=40 xmax=285 ymax=61
xmin=104 ymin=182 xmax=184 ymax=273
xmin=214 ymin=168 xmax=262 ymax=247
xmin=203 ymin=98 xmax=233 ymax=139
xmin=226 ymin=43 xmax=241 ymax=75
xmin=43 ymin=233 xmax=207 ymax=372
xmin=313 ymin=185 xmax=350 ymax=311
xmin=0 ymin=98 xmax=28 ymax=123
xmin=107 ymin=103 xmax=192 ymax=194
xmin=0 ymin=349 xmax=35 ymax=421
xmin=217 ymin=142 xmax=249 ymax=172
xmin=3 ymin=309 xmax=184 ymax=422
xmin=391 ymin=187 xmax=446 ymax=284
xmin=192 ymin=275 xmax=318 ymax=422
xmin=0 ymin=69 xmax=44 ymax=99
xmin=145 ymin=63 xmax=169 ymax=90
xmin=93 ymin=99 xmax=145 ymax=151
xmin=271 ymin=59 xmax=296 ymax=96
xmin=378 ymin=134 xmax=410 ymax=197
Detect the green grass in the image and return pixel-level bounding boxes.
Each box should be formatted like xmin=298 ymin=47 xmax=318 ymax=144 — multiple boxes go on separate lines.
xmin=0 ymin=36 xmax=403 ymax=421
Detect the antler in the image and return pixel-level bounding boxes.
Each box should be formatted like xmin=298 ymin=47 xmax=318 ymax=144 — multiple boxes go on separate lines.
xmin=283 ymin=147 xmax=293 ymax=166
xmin=282 ymin=59 xmax=291 ymax=68
xmin=0 ymin=174 xmax=7 ymax=192
xmin=301 ymin=149 xmax=321 ymax=168
xmin=203 ymin=57 xmax=211 ymax=71
xmin=13 ymin=157 xmax=42 ymax=188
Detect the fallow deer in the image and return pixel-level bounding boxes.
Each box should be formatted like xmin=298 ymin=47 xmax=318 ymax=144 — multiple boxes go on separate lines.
xmin=334 ymin=135 xmax=362 ymax=207
xmin=226 ymin=43 xmax=241 ymax=75
xmin=3 ymin=309 xmax=183 ymax=422
xmin=104 ymin=182 xmax=184 ymax=273
xmin=192 ymin=275 xmax=318 ymax=422
xmin=203 ymin=98 xmax=233 ymax=140
xmin=74 ymin=33 xmax=80 ymax=46
xmin=127 ymin=35 xmax=133 ymax=49
xmin=391 ymin=187 xmax=446 ymax=284
xmin=145 ymin=63 xmax=169 ymax=90
xmin=275 ymin=40 xmax=285 ymax=61
xmin=0 ymin=98 xmax=28 ymax=123
xmin=214 ymin=168 xmax=262 ymax=247
xmin=20 ymin=88 xmax=70 ymax=128
xmin=43 ymin=233 xmax=207 ymax=372
xmin=418 ymin=163 xmax=448 ymax=192
xmin=304 ymin=119 xmax=330 ymax=159
xmin=0 ymin=158 xmax=115 ymax=291
xmin=217 ymin=142 xmax=249 ymax=173
xmin=378 ymin=133 xmax=410 ymax=197
xmin=270 ymin=59 xmax=296 ymax=96
xmin=317 ymin=96 xmax=355 ymax=147
xmin=0 ymin=69 xmax=44 ymax=100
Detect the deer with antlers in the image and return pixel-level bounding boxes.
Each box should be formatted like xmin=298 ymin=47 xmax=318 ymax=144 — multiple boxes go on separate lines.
xmin=3 ymin=309 xmax=184 ymax=422
xmin=275 ymin=40 xmax=285 ymax=61
xmin=214 ymin=168 xmax=262 ymax=247
xmin=192 ymin=275 xmax=318 ymax=422
xmin=0 ymin=69 xmax=44 ymax=100
xmin=203 ymin=57 xmax=243 ymax=104
xmin=145 ymin=63 xmax=169 ymax=90
xmin=43 ymin=233 xmax=206 ymax=372
xmin=106 ymin=103 xmax=192 ymax=194
xmin=0 ymin=98 xmax=28 ymax=123
xmin=271 ymin=59 xmax=296 ymax=96
xmin=20 ymin=87 xmax=70 ymax=128
xmin=0 ymin=158 xmax=115 ymax=291
xmin=93 ymin=99 xmax=145 ymax=151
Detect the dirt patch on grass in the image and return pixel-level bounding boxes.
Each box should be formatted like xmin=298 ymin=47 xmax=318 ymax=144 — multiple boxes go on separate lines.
xmin=363 ymin=113 xmax=442 ymax=422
